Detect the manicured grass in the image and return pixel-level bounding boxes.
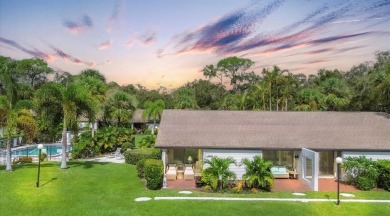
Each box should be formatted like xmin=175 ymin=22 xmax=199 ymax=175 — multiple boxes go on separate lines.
xmin=1 ymin=161 xmax=389 ymax=216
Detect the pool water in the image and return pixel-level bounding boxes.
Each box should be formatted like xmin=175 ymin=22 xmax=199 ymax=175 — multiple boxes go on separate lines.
xmin=12 ymin=145 xmax=72 ymax=156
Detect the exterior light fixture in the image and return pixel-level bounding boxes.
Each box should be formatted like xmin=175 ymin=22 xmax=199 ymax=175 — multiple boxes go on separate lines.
xmin=335 ymin=157 xmax=343 ymax=205
xmin=36 ymin=144 xmax=44 ymax=187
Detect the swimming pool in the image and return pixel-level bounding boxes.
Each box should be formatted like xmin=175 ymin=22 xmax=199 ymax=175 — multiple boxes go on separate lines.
xmin=11 ymin=145 xmax=72 ymax=157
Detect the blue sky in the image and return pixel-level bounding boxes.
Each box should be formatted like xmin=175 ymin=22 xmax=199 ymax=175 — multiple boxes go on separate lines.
xmin=0 ymin=0 xmax=389 ymax=88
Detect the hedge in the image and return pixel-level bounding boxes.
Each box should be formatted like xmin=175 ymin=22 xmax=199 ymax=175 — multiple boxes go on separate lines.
xmin=144 ymin=159 xmax=163 ymax=190
xmin=376 ymin=160 xmax=390 ymax=191
xmin=124 ymin=148 xmax=161 ymax=165
xmin=136 ymin=159 xmax=146 ymax=178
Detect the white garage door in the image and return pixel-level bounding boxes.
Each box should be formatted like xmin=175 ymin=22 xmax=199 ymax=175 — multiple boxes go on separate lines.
xmin=203 ymin=149 xmax=262 ymax=180
xmin=342 ymin=151 xmax=390 ymax=161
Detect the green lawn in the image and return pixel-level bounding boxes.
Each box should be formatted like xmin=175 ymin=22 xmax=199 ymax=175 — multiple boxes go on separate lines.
xmin=1 ymin=161 xmax=389 ymax=216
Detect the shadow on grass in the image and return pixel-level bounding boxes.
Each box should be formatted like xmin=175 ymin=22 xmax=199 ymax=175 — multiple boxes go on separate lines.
xmin=2 ymin=162 xmax=60 ymax=171
xmin=1 ymin=160 xmax=112 ymax=172
xmin=67 ymin=161 xmax=111 ymax=169
xmin=40 ymin=177 xmax=58 ymax=187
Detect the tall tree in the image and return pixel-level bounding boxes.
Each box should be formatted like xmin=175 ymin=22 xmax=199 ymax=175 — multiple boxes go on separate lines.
xmin=203 ymin=57 xmax=256 ymax=92
xmin=142 ymin=99 xmax=165 ymax=134
xmin=17 ymin=58 xmax=53 ymax=89
xmin=104 ymin=90 xmax=138 ymax=126
xmin=186 ymin=79 xmax=226 ymax=110
xmin=173 ymin=87 xmax=198 ymax=109
xmin=35 ymin=82 xmax=95 ymax=169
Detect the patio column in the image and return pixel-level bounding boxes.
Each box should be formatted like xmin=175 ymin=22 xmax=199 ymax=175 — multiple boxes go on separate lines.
xmin=162 ymin=148 xmax=167 ymax=188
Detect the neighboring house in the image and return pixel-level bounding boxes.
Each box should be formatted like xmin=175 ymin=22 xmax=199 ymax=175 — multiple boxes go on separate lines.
xmin=155 ymin=110 xmax=390 ymax=191
xmin=131 ymin=109 xmax=159 ymax=132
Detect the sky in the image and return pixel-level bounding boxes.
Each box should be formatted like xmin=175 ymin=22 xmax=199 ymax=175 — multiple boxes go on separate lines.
xmin=0 ymin=0 xmax=389 ymax=89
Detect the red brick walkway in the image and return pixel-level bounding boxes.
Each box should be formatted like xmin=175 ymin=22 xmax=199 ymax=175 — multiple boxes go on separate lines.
xmin=166 ymin=178 xmax=358 ymax=192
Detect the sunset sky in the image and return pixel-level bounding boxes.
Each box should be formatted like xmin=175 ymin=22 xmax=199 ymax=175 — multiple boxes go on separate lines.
xmin=0 ymin=0 xmax=389 ymax=89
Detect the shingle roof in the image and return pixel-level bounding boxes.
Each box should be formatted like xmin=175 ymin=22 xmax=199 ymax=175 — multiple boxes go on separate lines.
xmin=132 ymin=109 xmax=151 ymax=123
xmin=155 ymin=110 xmax=390 ymax=151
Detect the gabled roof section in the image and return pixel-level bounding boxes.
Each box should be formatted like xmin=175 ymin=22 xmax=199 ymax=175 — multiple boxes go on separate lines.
xmin=155 ymin=110 xmax=390 ymax=151
xmin=132 ymin=109 xmax=146 ymax=123
xmin=132 ymin=109 xmax=154 ymax=123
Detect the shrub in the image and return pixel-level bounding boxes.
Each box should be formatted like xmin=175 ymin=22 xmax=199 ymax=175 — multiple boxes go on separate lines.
xmin=39 ymin=152 xmax=47 ymax=162
xmin=342 ymin=156 xmax=378 ymax=190
xmin=72 ymin=131 xmax=100 ymax=159
xmin=121 ymin=141 xmax=134 ymax=151
xmin=72 ymin=126 xmax=134 ymax=159
xmin=202 ymin=156 xmax=236 ymax=190
xmin=13 ymin=156 xmax=32 ymax=164
xmin=138 ymin=135 xmax=156 ymax=148
xmin=124 ymin=148 xmax=161 ymax=165
xmin=136 ymin=159 xmax=146 ymax=178
xmin=376 ymin=160 xmax=390 ymax=191
xmin=144 ymin=159 xmax=163 ymax=190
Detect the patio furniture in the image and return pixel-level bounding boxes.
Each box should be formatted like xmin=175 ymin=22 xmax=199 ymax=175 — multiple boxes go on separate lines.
xmin=177 ymin=170 xmax=184 ymax=180
xmin=271 ymin=166 xmax=289 ymax=179
xmin=288 ymin=170 xmax=299 ymax=179
xmin=166 ymin=164 xmax=177 ymax=180
xmin=109 ymin=148 xmax=122 ymax=158
xmin=184 ymin=164 xmax=194 ymax=180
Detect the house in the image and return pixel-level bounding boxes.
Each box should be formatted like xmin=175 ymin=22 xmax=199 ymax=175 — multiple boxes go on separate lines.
xmin=155 ymin=110 xmax=390 ymax=191
xmin=131 ymin=109 xmax=159 ymax=132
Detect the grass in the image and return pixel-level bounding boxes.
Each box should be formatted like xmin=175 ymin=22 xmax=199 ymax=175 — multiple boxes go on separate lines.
xmin=1 ymin=161 xmax=389 ymax=216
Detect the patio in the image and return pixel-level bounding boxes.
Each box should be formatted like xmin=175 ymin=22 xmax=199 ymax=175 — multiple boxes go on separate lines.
xmin=166 ymin=178 xmax=358 ymax=192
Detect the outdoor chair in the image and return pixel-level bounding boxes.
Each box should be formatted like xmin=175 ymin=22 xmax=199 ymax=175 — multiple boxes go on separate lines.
xmin=271 ymin=166 xmax=289 ymax=179
xmin=166 ymin=164 xmax=177 ymax=180
xmin=184 ymin=164 xmax=194 ymax=180
xmin=109 ymin=148 xmax=122 ymax=158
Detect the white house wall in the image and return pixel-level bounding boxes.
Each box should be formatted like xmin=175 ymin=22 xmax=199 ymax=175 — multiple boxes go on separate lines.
xmin=342 ymin=151 xmax=390 ymax=161
xmin=202 ymin=149 xmax=262 ymax=180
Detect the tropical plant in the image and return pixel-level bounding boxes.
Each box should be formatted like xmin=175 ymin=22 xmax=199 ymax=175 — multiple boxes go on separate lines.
xmin=342 ymin=156 xmax=379 ymax=190
xmin=142 ymin=99 xmax=165 ymax=134
xmin=104 ymin=90 xmax=138 ymax=126
xmin=137 ymin=135 xmax=156 ymax=148
xmin=173 ymin=87 xmax=199 ymax=109
xmin=203 ymin=156 xmax=236 ymax=190
xmin=242 ymin=156 xmax=274 ymax=191
xmin=35 ymin=82 xmax=95 ymax=169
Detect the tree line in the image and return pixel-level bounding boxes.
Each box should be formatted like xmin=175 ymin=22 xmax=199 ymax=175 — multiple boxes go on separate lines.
xmin=0 ymin=51 xmax=389 ymax=170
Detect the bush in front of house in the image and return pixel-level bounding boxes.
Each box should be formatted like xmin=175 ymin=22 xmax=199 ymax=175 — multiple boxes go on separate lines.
xmin=376 ymin=160 xmax=390 ymax=191
xmin=124 ymin=148 xmax=161 ymax=165
xmin=13 ymin=156 xmax=32 ymax=164
xmin=144 ymin=159 xmax=163 ymax=190
xmin=136 ymin=159 xmax=146 ymax=178
xmin=342 ymin=156 xmax=378 ymax=190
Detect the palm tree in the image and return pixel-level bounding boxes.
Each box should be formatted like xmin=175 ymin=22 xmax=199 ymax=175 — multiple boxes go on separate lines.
xmin=0 ymin=96 xmax=15 ymax=171
xmin=242 ymin=156 xmax=274 ymax=191
xmin=74 ymin=71 xmax=107 ymax=136
xmin=107 ymin=90 xmax=138 ymax=126
xmin=251 ymin=82 xmax=267 ymax=110
xmin=173 ymin=87 xmax=198 ymax=109
xmin=203 ymin=156 xmax=236 ymax=190
xmin=142 ymin=99 xmax=165 ymax=134
xmin=320 ymin=78 xmax=352 ymax=111
xmin=35 ymin=83 xmax=95 ymax=169
xmin=294 ymin=88 xmax=326 ymax=111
